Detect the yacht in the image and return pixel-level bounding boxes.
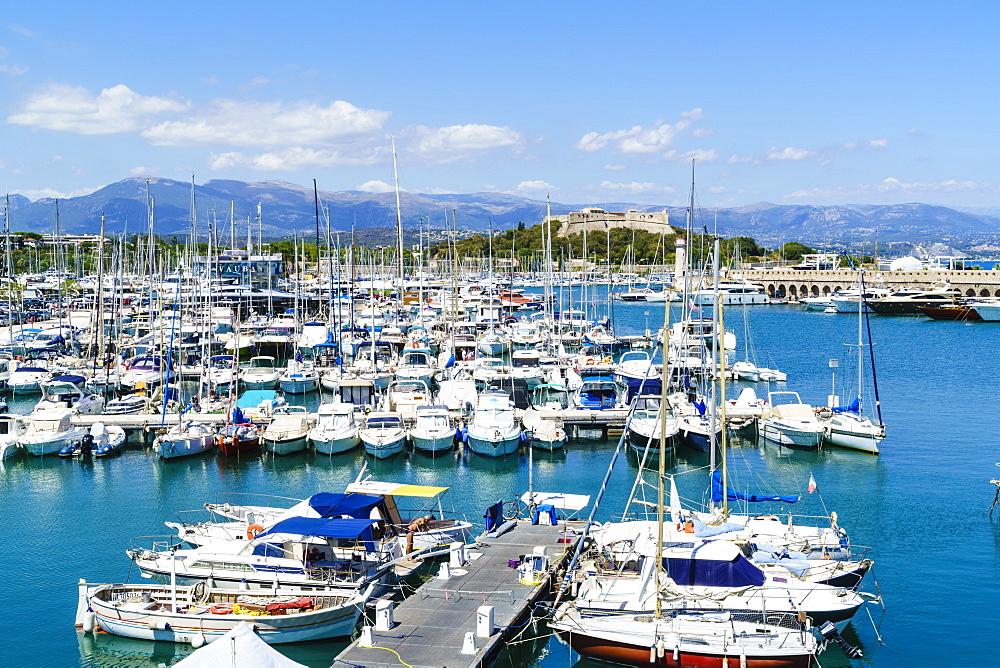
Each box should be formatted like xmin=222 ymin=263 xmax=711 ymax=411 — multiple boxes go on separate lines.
xmin=761 ymin=391 xmax=825 ymax=448
xmin=34 ymin=374 xmax=105 ymax=415
xmin=278 ymin=356 xmax=319 ymax=394
xmin=408 ymin=405 xmax=455 ymax=454
xmin=19 ymin=408 xmax=90 ymax=456
xmin=309 ymin=402 xmax=361 ymax=455
xmin=155 ymin=422 xmax=216 ymax=459
xmin=262 ymin=408 xmax=311 ymax=455
xmin=690 ymin=279 xmax=770 ymax=305
xmin=240 ymin=355 xmax=281 ymax=390
xmin=465 ymin=389 xmax=520 ymax=457
xmin=359 ymin=412 xmax=407 ymax=459
xmin=868 ymin=282 xmax=960 ymax=315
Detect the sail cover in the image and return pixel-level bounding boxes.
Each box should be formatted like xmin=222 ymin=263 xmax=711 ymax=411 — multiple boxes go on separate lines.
xmin=831 ymin=397 xmax=861 ymax=413
xmin=710 ymin=471 xmax=799 ymax=504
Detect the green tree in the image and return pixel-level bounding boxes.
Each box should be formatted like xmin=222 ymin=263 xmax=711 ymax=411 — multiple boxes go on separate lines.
xmin=778 ymin=242 xmax=815 ymax=262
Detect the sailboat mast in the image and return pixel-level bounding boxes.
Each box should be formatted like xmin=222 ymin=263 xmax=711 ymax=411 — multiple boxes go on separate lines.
xmin=391 ymin=138 xmax=405 ymax=302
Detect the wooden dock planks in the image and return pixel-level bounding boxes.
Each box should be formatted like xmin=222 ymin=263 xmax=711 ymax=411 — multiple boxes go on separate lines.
xmin=334 ymin=521 xmax=578 ymax=668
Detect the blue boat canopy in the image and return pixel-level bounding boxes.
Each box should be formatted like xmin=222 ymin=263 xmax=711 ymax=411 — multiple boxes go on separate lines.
xmin=261 ymin=517 xmax=380 ymax=552
xmin=710 ymin=470 xmax=799 ymax=504
xmin=831 ymin=397 xmax=861 ymax=414
xmin=308 ymin=492 xmax=385 ymax=519
xmin=48 ymin=374 xmax=86 ymax=385
xmin=663 ymin=542 xmax=765 ymax=588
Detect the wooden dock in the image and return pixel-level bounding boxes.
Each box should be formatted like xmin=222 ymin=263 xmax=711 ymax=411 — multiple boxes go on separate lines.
xmin=334 ymin=520 xmax=578 ymax=668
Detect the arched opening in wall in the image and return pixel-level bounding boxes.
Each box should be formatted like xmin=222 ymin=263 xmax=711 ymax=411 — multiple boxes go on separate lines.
xmin=981 ymin=289 xmax=990 ymax=297
xmin=800 ymin=284 xmax=808 ymax=296
xmin=995 ymin=289 xmax=1000 ymax=297
xmin=822 ymin=286 xmax=831 ymax=295
xmin=811 ymin=286 xmax=820 ymax=296
xmin=966 ymin=289 xmax=976 ymax=296
xmin=789 ymin=285 xmax=798 ymax=298
xmin=834 ymin=285 xmax=842 ymax=292
xmin=767 ymin=284 xmax=776 ymax=297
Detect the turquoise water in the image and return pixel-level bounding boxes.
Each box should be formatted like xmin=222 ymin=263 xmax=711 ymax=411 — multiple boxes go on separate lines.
xmin=1 ymin=297 xmax=996 ymax=666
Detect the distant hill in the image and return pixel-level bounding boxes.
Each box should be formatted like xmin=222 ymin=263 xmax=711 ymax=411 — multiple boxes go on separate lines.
xmin=5 ymin=177 xmax=999 ymax=249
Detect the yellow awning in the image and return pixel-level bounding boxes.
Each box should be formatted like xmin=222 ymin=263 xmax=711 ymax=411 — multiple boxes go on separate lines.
xmin=391 ymin=484 xmax=450 ymax=498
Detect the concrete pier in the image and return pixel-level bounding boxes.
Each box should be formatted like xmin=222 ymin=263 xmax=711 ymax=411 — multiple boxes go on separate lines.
xmin=334 ymin=520 xmax=579 ymax=668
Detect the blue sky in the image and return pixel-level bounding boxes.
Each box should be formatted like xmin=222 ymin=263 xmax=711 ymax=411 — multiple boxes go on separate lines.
xmin=2 ymin=2 xmax=998 ymax=210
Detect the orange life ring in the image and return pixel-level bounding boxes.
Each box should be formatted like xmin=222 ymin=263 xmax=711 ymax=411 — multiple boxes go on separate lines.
xmin=585 ymin=358 xmax=595 ymax=366
xmin=210 ymin=604 xmax=234 ymax=615
xmin=246 ymin=524 xmax=264 ymax=540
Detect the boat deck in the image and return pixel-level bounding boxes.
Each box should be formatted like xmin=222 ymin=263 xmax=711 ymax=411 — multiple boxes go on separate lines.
xmin=334 ymin=520 xmax=579 ymax=668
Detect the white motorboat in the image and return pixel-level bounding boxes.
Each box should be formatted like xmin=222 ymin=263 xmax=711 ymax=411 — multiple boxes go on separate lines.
xmin=19 ymin=408 xmax=89 ymax=456
xmin=690 ymin=278 xmax=771 ymax=305
xmin=80 ymin=582 xmax=372 ymax=645
xmin=7 ymin=363 xmax=53 ymax=394
xmin=465 ymin=389 xmax=520 ymax=457
xmin=626 ymin=394 xmax=679 ymax=459
xmin=761 ymin=391 xmax=825 ymax=448
xmin=34 ymin=374 xmax=105 ymax=415
xmin=278 ymin=356 xmax=319 ymax=394
xmin=296 ymin=320 xmax=330 ymax=352
xmin=240 ymin=355 xmax=281 ymax=390
xmin=409 ymin=405 xmax=455 ymax=454
xmin=359 ymin=412 xmax=407 ymax=459
xmin=205 ymin=355 xmax=238 ymax=389
xmin=309 ymin=402 xmax=360 ymax=455
xmin=0 ymin=414 xmax=25 ymax=460
xmin=120 ymin=354 xmax=173 ymax=390
xmin=155 ymin=423 xmax=216 ymax=459
xmin=381 ymin=379 xmax=433 ymax=419
xmin=521 ymin=408 xmax=566 ymax=451
xmin=262 ymin=409 xmax=311 ymax=455
xmin=394 ymin=347 xmax=437 ymax=385
xmin=104 ymin=393 xmax=152 ymax=415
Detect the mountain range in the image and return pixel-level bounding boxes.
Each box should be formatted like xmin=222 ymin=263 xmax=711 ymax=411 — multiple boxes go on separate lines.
xmin=5 ymin=176 xmax=999 ymax=250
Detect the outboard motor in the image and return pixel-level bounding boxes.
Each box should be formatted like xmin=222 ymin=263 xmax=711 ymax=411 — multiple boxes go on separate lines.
xmin=819 ymin=621 xmax=863 ymax=658
xmin=79 ymin=434 xmax=95 ymax=457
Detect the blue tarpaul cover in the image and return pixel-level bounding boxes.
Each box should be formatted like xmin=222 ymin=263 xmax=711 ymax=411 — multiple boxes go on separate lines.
xmin=308 ymin=493 xmax=384 ymax=519
xmin=831 ymin=397 xmax=861 ymax=414
xmin=692 ymin=400 xmax=707 ymax=416
xmin=663 ymin=551 xmax=765 ymax=587
xmin=314 ymin=332 xmax=338 ymax=348
xmin=261 ymin=517 xmax=379 ymax=552
xmin=15 ymin=367 xmax=47 ymax=373
xmin=484 ymin=500 xmax=503 ymax=531
xmin=49 ymin=374 xmax=86 ymax=385
xmin=622 ymin=378 xmax=661 ymax=402
xmin=710 ymin=471 xmax=799 ymax=504
xmin=693 ymin=517 xmax=745 ymax=537
xmin=531 ymin=504 xmax=558 ymax=526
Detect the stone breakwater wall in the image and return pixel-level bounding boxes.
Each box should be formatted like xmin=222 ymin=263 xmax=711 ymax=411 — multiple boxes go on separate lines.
xmin=738 ymin=269 xmax=1000 ymax=299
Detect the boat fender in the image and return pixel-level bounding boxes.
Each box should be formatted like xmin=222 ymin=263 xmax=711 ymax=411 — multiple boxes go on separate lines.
xmin=246 ymin=524 xmax=264 ymax=540
xmin=82 ymin=610 xmax=96 ymax=633
xmin=210 ymin=604 xmax=234 ymax=615
xmin=655 ymin=640 xmax=665 ymax=658
xmin=148 ymin=619 xmax=171 ymax=630
xmin=190 ymin=633 xmax=207 ymax=648
xmin=673 ymin=645 xmax=680 ymax=662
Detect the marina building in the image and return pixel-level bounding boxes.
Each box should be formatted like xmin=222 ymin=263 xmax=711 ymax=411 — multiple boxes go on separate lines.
xmin=551 ymin=207 xmax=671 ymax=236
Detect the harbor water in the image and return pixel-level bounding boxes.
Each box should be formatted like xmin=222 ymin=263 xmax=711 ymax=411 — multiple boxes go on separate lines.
xmin=1 ymin=296 xmax=996 ymax=666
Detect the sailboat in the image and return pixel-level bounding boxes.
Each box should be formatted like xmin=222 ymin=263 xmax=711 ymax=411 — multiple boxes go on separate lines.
xmin=821 ymin=268 xmax=886 ymax=454
xmin=550 ymin=266 xmax=820 ymax=665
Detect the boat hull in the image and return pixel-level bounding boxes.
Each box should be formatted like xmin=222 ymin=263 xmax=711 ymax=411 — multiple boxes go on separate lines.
xmin=263 ymin=435 xmax=308 ymax=455
xmin=157 ymin=435 xmax=215 ymax=459
xmin=279 ymin=377 xmax=319 ymax=394
xmin=360 ymin=434 xmax=406 ymax=459
xmin=312 ymin=432 xmax=360 ymax=455
xmin=554 ymin=628 xmax=815 ymax=668
xmin=410 ymin=432 xmax=455 ymax=453
xmin=761 ymin=420 xmax=824 ymax=449
xmin=466 ymin=432 xmax=520 ymax=457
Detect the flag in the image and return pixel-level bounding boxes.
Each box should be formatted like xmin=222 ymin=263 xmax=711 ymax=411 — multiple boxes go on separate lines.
xmin=807 ymin=475 xmax=818 ymax=494
xmin=687 ymin=299 xmax=703 ymax=314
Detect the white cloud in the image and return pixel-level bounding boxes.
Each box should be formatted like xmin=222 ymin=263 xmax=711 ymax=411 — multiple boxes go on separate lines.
xmin=0 ymin=64 xmax=27 ymax=76
xmin=906 ymin=127 xmax=921 ymax=135
xmin=356 ymin=179 xmax=393 ymax=193
xmin=575 ymin=109 xmax=704 ymax=157
xmin=692 ymin=128 xmax=714 ymax=138
xmin=144 ymin=99 xmax=389 ymax=148
xmin=867 ymin=138 xmax=889 ymax=148
xmin=682 ymin=148 xmax=717 ymax=162
xmin=21 ymin=186 xmax=98 ymax=200
xmin=597 ymin=180 xmax=675 ymax=195
xmin=209 ymin=146 xmax=383 ymax=171
xmin=766 ymin=146 xmax=816 ymax=161
xmin=515 ymin=180 xmax=556 ymax=193
xmin=241 ymin=76 xmax=272 ymax=90
xmin=8 ymin=83 xmax=188 ymax=135
xmin=8 ymin=24 xmax=39 ymax=38
xmin=603 ymin=164 xmax=627 ymax=171
xmin=408 ymin=124 xmax=523 ymax=164
xmin=129 ymin=166 xmax=160 ymax=176
xmin=784 ymin=177 xmax=1000 ymax=201
xmin=727 ymin=154 xmax=760 ymax=165
xmin=707 ymin=186 xmax=726 ymax=194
